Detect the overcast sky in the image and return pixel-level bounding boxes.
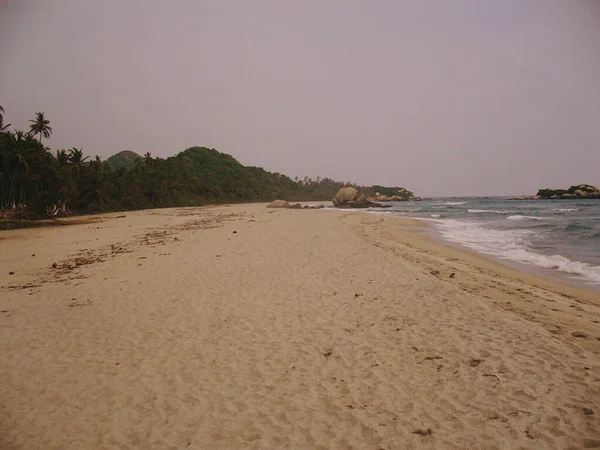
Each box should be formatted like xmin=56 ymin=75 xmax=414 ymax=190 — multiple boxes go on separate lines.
xmin=1 ymin=1 xmax=599 ymax=196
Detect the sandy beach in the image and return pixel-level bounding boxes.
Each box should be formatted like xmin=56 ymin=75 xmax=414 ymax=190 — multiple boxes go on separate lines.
xmin=1 ymin=204 xmax=600 ymax=449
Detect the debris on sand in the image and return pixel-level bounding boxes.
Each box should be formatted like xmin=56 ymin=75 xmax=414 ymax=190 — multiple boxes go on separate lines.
xmin=412 ymin=428 xmax=432 ymax=436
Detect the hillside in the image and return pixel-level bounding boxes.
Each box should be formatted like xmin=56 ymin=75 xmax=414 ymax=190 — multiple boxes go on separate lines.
xmin=105 ymin=150 xmax=141 ymax=170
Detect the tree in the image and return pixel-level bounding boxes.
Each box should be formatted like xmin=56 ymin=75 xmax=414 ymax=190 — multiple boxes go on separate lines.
xmin=0 ymin=105 xmax=11 ymax=131
xmin=29 ymin=111 xmax=52 ymax=143
xmin=68 ymin=147 xmax=89 ymax=174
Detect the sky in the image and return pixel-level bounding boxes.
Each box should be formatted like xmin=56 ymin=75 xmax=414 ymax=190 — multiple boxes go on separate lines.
xmin=1 ymin=1 xmax=599 ymax=197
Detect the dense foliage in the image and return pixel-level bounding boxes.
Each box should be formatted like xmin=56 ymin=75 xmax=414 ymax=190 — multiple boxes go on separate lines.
xmin=0 ymin=107 xmax=416 ymax=219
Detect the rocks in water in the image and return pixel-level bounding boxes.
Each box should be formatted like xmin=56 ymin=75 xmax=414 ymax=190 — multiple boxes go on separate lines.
xmin=367 ymin=186 xmax=421 ymax=202
xmin=267 ymin=200 xmax=290 ymax=208
xmin=289 ymin=203 xmax=303 ymax=209
xmin=332 ymin=187 xmax=359 ymax=207
xmin=367 ymin=193 xmax=421 ymax=202
xmin=537 ymin=184 xmax=600 ymax=200
xmin=508 ymin=195 xmax=538 ymax=200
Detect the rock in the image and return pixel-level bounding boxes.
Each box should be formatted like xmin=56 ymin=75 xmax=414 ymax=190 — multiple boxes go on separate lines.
xmin=267 ymin=200 xmax=290 ymax=208
xmin=288 ymin=203 xmax=303 ymax=209
xmin=332 ymin=187 xmax=358 ymax=207
xmin=356 ymin=193 xmax=367 ymax=203
xmin=538 ymin=184 xmax=600 ymax=199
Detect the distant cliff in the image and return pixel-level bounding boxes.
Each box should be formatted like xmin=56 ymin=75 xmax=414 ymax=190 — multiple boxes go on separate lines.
xmin=537 ymin=184 xmax=600 ymax=199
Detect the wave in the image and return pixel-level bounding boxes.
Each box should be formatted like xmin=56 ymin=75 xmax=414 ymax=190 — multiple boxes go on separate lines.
xmin=430 ymin=214 xmax=441 ymax=218
xmin=468 ymin=209 xmax=511 ymax=214
xmin=445 ymin=202 xmax=466 ymax=205
xmin=507 ymin=215 xmax=546 ymax=221
xmin=565 ymin=223 xmax=593 ymax=232
xmin=425 ymin=218 xmax=600 ymax=285
xmin=505 ymin=251 xmax=600 ymax=284
xmin=553 ymin=208 xmax=581 ymax=212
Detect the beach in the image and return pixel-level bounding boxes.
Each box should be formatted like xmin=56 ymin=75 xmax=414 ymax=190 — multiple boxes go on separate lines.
xmin=1 ymin=204 xmax=600 ymax=449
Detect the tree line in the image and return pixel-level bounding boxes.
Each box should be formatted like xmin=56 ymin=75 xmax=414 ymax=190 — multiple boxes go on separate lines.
xmin=0 ymin=107 xmax=365 ymax=219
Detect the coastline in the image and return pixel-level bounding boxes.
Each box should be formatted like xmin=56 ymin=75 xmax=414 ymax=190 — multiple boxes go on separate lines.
xmin=1 ymin=204 xmax=600 ymax=448
xmin=411 ymin=215 xmax=600 ymax=294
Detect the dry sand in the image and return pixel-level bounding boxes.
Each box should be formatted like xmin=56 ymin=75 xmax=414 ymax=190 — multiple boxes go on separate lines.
xmin=1 ymin=204 xmax=600 ymax=449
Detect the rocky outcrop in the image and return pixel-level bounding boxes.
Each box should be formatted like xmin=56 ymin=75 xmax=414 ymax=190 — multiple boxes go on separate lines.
xmin=267 ymin=200 xmax=291 ymax=208
xmin=367 ymin=186 xmax=421 ymax=202
xmin=331 ymin=188 xmax=391 ymax=209
xmin=332 ymin=187 xmax=359 ymax=207
xmin=266 ymin=200 xmax=325 ymax=210
xmin=537 ymin=184 xmax=600 ymax=199
xmin=367 ymin=194 xmax=421 ymax=202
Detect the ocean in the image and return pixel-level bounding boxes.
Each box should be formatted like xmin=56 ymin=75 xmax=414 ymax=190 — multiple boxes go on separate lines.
xmin=367 ymin=198 xmax=600 ymax=290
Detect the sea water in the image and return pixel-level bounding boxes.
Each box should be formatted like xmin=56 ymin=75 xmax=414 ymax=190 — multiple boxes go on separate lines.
xmin=367 ymin=198 xmax=600 ymax=290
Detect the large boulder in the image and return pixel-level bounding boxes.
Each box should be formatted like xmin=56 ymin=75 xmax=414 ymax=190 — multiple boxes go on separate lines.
xmin=267 ymin=200 xmax=290 ymax=208
xmin=332 ymin=187 xmax=358 ymax=207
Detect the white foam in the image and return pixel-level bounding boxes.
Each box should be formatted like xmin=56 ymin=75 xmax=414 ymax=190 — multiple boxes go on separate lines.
xmin=553 ymin=208 xmax=581 ymax=212
xmin=507 ymin=215 xmax=546 ymax=221
xmin=445 ymin=202 xmax=466 ymax=205
xmin=468 ymin=209 xmax=510 ymax=214
xmin=430 ymin=214 xmax=441 ymax=218
xmin=423 ymin=218 xmax=600 ymax=286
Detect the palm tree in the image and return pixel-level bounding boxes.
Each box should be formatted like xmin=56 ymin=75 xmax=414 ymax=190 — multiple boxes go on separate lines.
xmin=0 ymin=105 xmax=11 ymax=131
xmin=67 ymin=147 xmax=89 ymax=174
xmin=29 ymin=111 xmax=52 ymax=143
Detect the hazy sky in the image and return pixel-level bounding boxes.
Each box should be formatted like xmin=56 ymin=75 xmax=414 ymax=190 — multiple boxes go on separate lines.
xmin=1 ymin=1 xmax=599 ymax=196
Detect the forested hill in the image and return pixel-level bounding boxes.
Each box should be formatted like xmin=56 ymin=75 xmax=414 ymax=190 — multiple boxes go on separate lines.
xmin=0 ymin=108 xmax=417 ymax=218
xmin=105 ymin=150 xmax=141 ymax=170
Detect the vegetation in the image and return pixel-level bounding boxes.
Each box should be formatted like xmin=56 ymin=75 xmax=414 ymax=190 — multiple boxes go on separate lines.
xmin=0 ymin=106 xmax=416 ymax=221
xmin=29 ymin=111 xmax=53 ymax=144
xmin=366 ymin=185 xmax=416 ymax=200
xmin=105 ymin=150 xmax=141 ymax=171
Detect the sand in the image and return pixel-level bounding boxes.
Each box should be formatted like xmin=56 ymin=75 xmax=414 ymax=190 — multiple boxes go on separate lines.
xmin=1 ymin=204 xmax=600 ymax=449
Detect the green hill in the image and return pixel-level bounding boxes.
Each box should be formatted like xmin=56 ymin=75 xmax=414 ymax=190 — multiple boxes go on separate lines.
xmin=105 ymin=150 xmax=141 ymax=170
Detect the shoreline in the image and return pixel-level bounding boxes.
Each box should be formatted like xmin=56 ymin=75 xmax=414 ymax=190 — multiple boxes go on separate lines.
xmin=338 ymin=206 xmax=600 ymax=295
xmin=2 ymin=204 xmax=600 ymax=448
xmin=412 ymin=216 xmax=600 ymax=295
